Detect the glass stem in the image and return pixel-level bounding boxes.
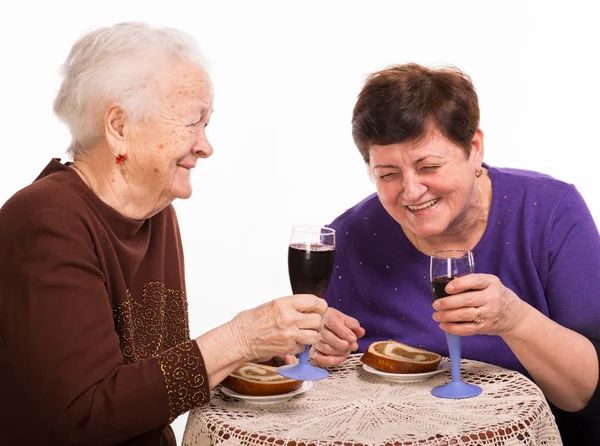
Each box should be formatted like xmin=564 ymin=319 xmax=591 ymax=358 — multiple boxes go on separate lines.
xmin=299 ymin=345 xmax=310 ymax=365
xmin=445 ymin=333 xmax=462 ymax=383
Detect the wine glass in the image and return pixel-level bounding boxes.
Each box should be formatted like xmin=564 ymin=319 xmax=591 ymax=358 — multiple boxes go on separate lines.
xmin=277 ymin=225 xmax=336 ymax=381
xmin=430 ymin=250 xmax=482 ymax=398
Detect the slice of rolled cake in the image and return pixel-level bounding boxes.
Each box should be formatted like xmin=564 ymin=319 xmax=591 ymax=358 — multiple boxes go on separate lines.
xmin=361 ymin=340 xmax=442 ymax=374
xmin=221 ymin=363 xmax=304 ymax=396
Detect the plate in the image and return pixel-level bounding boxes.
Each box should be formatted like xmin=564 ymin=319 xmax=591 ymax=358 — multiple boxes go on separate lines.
xmin=220 ymin=381 xmax=314 ymax=404
xmin=362 ymin=360 xmax=450 ymax=383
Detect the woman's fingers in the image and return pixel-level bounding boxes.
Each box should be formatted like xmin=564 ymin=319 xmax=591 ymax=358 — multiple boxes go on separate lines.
xmin=294 ymin=311 xmax=324 ymax=330
xmin=433 ymin=290 xmax=485 ymax=311
xmin=312 ymin=349 xmax=350 ymax=367
xmin=318 ymin=326 xmax=357 ymax=352
xmin=284 ymin=354 xmax=299 ymax=365
xmin=445 ymin=273 xmax=490 ymax=294
xmin=438 ymin=321 xmax=485 ymax=336
xmin=239 ymin=294 xmax=328 ymax=361
xmin=433 ymin=273 xmax=525 ymax=336
xmin=294 ymin=327 xmax=321 ymax=346
xmin=433 ymin=305 xmax=483 ymax=323
xmin=289 ymin=294 xmax=328 ymax=315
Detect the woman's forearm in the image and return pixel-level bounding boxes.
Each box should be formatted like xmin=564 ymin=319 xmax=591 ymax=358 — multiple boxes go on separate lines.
xmin=502 ymin=302 xmax=598 ymax=411
xmin=194 ymin=320 xmax=248 ymax=388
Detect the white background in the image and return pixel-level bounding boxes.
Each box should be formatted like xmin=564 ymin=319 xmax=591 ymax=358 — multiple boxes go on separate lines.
xmin=1 ymin=1 xmax=599 ymax=443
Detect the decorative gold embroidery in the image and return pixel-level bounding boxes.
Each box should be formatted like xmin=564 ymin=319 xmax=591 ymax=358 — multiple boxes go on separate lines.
xmin=113 ymin=282 xmax=207 ymax=419
xmin=112 ymin=282 xmax=189 ymax=363
xmin=157 ymin=340 xmax=208 ymax=421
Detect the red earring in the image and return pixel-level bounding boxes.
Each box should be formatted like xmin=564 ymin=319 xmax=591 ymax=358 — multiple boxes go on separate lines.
xmin=115 ymin=154 xmax=126 ymax=164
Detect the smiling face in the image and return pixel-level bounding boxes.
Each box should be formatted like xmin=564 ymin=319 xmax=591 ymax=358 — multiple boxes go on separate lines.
xmin=369 ymin=127 xmax=485 ymax=248
xmin=120 ymin=59 xmax=214 ymax=210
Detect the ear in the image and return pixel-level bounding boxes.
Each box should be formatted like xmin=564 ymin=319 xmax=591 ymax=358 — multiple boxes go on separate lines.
xmin=104 ymin=104 xmax=127 ymax=157
xmin=470 ymin=128 xmax=484 ymax=166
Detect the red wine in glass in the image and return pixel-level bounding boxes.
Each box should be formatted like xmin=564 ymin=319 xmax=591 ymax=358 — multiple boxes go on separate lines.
xmin=288 ymin=242 xmax=335 ymax=298
xmin=277 ymin=226 xmax=335 ymax=381
xmin=431 ymin=276 xmax=453 ymax=300
xmin=430 ymin=250 xmax=482 ymax=399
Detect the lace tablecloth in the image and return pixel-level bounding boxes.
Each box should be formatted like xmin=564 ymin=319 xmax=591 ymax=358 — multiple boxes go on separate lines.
xmin=183 ymin=354 xmax=562 ymax=446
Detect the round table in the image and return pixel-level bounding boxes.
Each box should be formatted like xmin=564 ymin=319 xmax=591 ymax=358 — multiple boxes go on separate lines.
xmin=183 ymin=354 xmax=562 ymax=446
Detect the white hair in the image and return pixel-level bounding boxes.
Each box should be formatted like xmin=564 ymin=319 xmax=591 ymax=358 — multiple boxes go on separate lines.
xmin=53 ymin=22 xmax=208 ymax=157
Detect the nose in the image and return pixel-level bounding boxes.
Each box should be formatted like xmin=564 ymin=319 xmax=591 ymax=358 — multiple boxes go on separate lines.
xmin=193 ymin=129 xmax=214 ymax=159
xmin=402 ymin=172 xmax=426 ymax=201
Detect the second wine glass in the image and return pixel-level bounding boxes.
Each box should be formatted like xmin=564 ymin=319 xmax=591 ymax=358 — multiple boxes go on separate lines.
xmin=430 ymin=250 xmax=482 ymax=399
xmin=277 ymin=225 xmax=335 ymax=381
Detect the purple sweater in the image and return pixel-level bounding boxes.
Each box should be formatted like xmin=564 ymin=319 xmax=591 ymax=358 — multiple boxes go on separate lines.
xmin=325 ymin=165 xmax=600 ymax=376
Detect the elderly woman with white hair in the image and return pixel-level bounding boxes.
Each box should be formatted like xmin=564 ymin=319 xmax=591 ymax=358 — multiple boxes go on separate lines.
xmin=0 ymin=22 xmax=362 ymax=446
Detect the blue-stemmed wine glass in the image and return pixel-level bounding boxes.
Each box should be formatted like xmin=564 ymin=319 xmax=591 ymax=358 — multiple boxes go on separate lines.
xmin=430 ymin=250 xmax=482 ymax=398
xmin=277 ymin=225 xmax=335 ymax=381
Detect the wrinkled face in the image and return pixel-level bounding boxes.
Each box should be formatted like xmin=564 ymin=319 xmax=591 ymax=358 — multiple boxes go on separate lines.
xmin=369 ymin=128 xmax=483 ymax=242
xmin=123 ymin=60 xmax=214 ymax=208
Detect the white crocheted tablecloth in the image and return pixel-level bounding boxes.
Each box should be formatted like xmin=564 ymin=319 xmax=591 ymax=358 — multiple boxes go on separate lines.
xmin=183 ymin=354 xmax=562 ymax=446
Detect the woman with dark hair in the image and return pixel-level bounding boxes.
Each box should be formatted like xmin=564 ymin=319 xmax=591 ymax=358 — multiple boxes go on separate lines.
xmin=320 ymin=63 xmax=600 ymax=444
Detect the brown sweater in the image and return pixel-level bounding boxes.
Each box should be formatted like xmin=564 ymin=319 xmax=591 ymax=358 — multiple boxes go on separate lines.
xmin=0 ymin=159 xmax=210 ymax=445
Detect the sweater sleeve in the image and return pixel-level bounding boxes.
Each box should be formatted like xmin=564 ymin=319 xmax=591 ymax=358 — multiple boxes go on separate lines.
xmin=1 ymin=207 xmax=209 ymax=444
xmin=544 ymin=185 xmax=600 ymax=341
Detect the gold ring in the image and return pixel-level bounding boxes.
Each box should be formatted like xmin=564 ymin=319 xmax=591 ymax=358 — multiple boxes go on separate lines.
xmin=473 ymin=307 xmax=483 ymax=323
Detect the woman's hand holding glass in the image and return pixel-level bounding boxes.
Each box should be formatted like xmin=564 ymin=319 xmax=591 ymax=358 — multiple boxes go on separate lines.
xmin=432 ymin=273 xmax=528 ymax=337
xmin=430 ymin=250 xmax=481 ymax=399
xmin=230 ymin=294 xmax=328 ymax=363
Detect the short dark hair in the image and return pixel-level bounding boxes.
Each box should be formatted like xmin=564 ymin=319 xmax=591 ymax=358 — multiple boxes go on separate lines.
xmin=351 ymin=63 xmax=480 ymax=163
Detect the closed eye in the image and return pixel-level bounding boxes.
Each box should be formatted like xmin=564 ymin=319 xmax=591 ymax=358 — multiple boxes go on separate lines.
xmin=420 ymin=165 xmax=441 ymax=172
xmin=379 ymin=173 xmax=398 ymax=180
xmin=189 ymin=119 xmax=209 ymax=128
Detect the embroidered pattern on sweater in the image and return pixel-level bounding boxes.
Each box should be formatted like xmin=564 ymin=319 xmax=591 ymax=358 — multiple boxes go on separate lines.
xmin=113 ymin=281 xmax=189 ymax=362
xmin=157 ymin=341 xmax=208 ymax=421
xmin=113 ymin=282 xmax=207 ymax=419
